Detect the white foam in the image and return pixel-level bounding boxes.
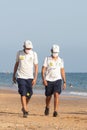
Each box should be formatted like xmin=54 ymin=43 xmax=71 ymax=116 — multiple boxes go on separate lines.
xmin=70 ymin=91 xmax=87 ymax=96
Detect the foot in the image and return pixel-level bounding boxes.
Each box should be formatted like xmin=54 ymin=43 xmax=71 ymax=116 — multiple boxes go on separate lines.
xmin=23 ymin=111 xmax=28 ymax=118
xmin=22 ymin=108 xmax=29 ymax=118
xmin=44 ymin=107 xmax=49 ymax=115
xmin=53 ymin=111 xmax=58 ymax=117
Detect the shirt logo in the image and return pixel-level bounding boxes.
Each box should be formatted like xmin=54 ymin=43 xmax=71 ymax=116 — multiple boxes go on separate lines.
xmin=19 ymin=56 xmax=25 ymax=60
xmin=50 ymin=62 xmax=53 ymax=66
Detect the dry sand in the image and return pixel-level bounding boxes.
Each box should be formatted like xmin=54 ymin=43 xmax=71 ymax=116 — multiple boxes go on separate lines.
xmin=0 ymin=89 xmax=87 ymax=130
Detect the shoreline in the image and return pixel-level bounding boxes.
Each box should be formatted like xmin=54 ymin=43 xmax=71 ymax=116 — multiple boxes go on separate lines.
xmin=0 ymin=87 xmax=87 ymax=99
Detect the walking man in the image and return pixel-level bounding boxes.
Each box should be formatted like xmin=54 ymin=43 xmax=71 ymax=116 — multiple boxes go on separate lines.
xmin=41 ymin=44 xmax=66 ymax=117
xmin=13 ymin=40 xmax=38 ymax=117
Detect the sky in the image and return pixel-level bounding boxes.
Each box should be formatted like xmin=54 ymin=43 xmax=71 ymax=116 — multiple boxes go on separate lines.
xmin=0 ymin=0 xmax=87 ymax=72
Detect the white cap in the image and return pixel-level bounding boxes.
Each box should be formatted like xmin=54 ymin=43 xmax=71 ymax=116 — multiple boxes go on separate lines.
xmin=24 ymin=40 xmax=33 ymax=49
xmin=52 ymin=44 xmax=60 ymax=53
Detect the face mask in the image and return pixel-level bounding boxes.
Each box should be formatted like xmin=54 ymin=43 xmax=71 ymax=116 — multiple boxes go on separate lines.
xmin=25 ymin=49 xmax=30 ymax=54
xmin=52 ymin=53 xmax=58 ymax=57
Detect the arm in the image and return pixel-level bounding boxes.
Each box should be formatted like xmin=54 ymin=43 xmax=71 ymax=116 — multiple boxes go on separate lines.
xmin=32 ymin=64 xmax=38 ymax=86
xmin=41 ymin=66 xmax=48 ymax=86
xmin=13 ymin=61 xmax=19 ymax=83
xmin=61 ymin=68 xmax=66 ymax=90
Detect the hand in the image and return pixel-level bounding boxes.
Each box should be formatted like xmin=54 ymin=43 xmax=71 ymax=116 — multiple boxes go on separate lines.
xmin=32 ymin=79 xmax=36 ymax=86
xmin=62 ymin=83 xmax=66 ymax=90
xmin=43 ymin=80 xmax=48 ymax=86
xmin=13 ymin=76 xmax=16 ymax=84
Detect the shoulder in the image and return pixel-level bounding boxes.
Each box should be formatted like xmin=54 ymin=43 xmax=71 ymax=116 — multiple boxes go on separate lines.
xmin=58 ymin=56 xmax=62 ymax=61
xmin=17 ymin=50 xmax=23 ymax=54
xmin=33 ymin=51 xmax=37 ymax=55
xmin=16 ymin=50 xmax=25 ymax=59
xmin=43 ymin=56 xmax=52 ymax=64
xmin=32 ymin=51 xmax=38 ymax=58
xmin=58 ymin=57 xmax=64 ymax=63
xmin=45 ymin=56 xmax=52 ymax=60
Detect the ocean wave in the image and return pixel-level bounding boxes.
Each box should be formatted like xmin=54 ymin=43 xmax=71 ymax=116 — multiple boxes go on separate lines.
xmin=69 ymin=91 xmax=87 ymax=96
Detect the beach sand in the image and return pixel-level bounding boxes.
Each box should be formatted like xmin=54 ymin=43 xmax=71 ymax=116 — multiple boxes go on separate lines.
xmin=0 ymin=89 xmax=87 ymax=130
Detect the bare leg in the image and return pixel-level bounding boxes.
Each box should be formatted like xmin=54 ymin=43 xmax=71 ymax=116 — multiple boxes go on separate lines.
xmin=26 ymin=97 xmax=30 ymax=111
xmin=44 ymin=96 xmax=52 ymax=115
xmin=21 ymin=96 xmax=27 ymax=111
xmin=21 ymin=96 xmax=23 ymax=109
xmin=54 ymin=92 xmax=59 ymax=112
xmin=46 ymin=96 xmax=52 ymax=108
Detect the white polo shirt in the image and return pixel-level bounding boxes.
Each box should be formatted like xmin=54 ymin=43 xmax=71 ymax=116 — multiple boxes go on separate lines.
xmin=16 ymin=50 xmax=38 ymax=79
xmin=43 ymin=56 xmax=64 ymax=81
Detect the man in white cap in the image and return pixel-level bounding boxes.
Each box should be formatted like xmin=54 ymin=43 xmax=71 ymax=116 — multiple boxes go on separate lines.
xmin=13 ymin=40 xmax=38 ymax=118
xmin=41 ymin=44 xmax=66 ymax=117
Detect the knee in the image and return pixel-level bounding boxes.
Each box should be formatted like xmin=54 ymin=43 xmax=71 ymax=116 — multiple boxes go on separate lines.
xmin=54 ymin=92 xmax=59 ymax=98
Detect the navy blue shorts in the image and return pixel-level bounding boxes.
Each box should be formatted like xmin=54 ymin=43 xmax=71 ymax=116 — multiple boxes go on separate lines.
xmin=17 ymin=78 xmax=33 ymax=99
xmin=45 ymin=79 xmax=62 ymax=96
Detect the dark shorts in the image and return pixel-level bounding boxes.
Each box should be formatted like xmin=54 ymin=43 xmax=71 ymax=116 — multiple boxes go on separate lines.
xmin=45 ymin=79 xmax=62 ymax=96
xmin=17 ymin=78 xmax=33 ymax=99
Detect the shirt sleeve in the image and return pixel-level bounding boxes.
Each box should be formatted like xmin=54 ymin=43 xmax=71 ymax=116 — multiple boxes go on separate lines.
xmin=60 ymin=58 xmax=64 ymax=68
xmin=33 ymin=52 xmax=38 ymax=64
xmin=43 ymin=57 xmax=48 ymax=67
xmin=16 ymin=51 xmax=19 ymax=62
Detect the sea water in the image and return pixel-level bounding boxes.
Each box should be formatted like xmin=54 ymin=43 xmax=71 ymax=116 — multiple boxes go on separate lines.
xmin=0 ymin=72 xmax=87 ymax=97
